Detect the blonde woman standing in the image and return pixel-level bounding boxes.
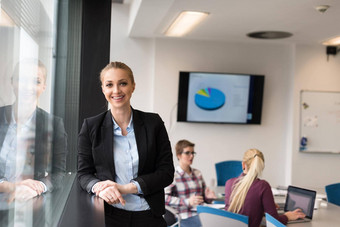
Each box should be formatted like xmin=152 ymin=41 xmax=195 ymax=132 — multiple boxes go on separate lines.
xmin=224 ymin=149 xmax=305 ymax=227
xmin=78 ymin=62 xmax=174 ymax=227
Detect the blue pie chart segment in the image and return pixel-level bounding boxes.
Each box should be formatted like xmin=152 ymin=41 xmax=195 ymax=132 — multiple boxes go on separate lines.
xmin=195 ymin=88 xmax=225 ymax=110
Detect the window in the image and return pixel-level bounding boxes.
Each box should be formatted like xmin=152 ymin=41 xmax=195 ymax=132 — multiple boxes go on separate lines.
xmin=0 ymin=0 xmax=80 ymax=225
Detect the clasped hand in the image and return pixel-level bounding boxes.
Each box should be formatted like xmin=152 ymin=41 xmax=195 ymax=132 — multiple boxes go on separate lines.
xmin=93 ymin=180 xmax=126 ymax=206
xmin=8 ymin=184 xmax=38 ymax=203
xmin=6 ymin=179 xmax=44 ymax=203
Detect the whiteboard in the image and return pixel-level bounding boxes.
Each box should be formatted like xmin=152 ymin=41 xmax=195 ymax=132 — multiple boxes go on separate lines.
xmin=300 ymin=90 xmax=340 ymax=153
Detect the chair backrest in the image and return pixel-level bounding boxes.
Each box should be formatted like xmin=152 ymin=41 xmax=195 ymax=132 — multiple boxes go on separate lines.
xmin=164 ymin=206 xmax=181 ymax=227
xmin=265 ymin=213 xmax=286 ymax=227
xmin=325 ymin=183 xmax=340 ymax=206
xmin=215 ymin=160 xmax=243 ymax=186
xmin=197 ymin=205 xmax=248 ymax=227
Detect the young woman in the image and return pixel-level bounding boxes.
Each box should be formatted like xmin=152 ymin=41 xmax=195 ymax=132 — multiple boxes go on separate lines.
xmin=165 ymin=139 xmax=216 ymax=227
xmin=224 ymin=149 xmax=305 ymax=227
xmin=0 ymin=59 xmax=67 ymax=201
xmin=77 ymin=62 xmax=174 ymax=227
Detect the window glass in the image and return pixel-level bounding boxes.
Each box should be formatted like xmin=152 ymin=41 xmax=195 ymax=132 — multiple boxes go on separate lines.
xmin=0 ymin=1 xmax=73 ymax=226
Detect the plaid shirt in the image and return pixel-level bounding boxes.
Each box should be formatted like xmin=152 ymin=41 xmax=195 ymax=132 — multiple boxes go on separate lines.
xmin=165 ymin=166 xmax=208 ymax=219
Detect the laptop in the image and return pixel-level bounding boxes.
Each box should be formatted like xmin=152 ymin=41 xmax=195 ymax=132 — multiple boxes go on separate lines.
xmin=284 ymin=185 xmax=316 ymax=223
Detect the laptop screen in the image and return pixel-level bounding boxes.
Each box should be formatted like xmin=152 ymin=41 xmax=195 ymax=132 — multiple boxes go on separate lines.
xmin=284 ymin=186 xmax=316 ymax=219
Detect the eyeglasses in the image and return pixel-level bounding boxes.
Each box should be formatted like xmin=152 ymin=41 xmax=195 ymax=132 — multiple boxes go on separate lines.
xmin=181 ymin=151 xmax=197 ymax=156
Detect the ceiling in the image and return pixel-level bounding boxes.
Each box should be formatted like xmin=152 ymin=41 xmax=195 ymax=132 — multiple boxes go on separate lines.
xmin=126 ymin=0 xmax=340 ymax=45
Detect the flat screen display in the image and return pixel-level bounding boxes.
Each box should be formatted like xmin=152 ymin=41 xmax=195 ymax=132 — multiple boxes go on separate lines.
xmin=177 ymin=71 xmax=264 ymax=124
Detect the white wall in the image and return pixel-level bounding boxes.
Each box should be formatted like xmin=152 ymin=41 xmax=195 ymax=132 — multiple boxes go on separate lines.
xmin=111 ymin=3 xmax=340 ymax=189
xmin=291 ymin=45 xmax=340 ymax=188
xmin=110 ymin=3 xmax=155 ymax=112
xmin=153 ymin=39 xmax=294 ymax=187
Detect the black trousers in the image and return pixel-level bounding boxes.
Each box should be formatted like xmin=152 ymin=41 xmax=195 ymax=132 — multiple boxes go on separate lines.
xmin=104 ymin=203 xmax=167 ymax=227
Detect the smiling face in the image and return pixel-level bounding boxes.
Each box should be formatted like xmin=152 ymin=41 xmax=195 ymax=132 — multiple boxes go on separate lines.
xmin=12 ymin=63 xmax=46 ymax=105
xmin=101 ymin=68 xmax=135 ymax=110
xmin=178 ymin=146 xmax=195 ymax=168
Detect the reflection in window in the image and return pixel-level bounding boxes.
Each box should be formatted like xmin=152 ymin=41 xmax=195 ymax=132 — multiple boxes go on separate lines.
xmin=0 ymin=1 xmax=71 ymax=226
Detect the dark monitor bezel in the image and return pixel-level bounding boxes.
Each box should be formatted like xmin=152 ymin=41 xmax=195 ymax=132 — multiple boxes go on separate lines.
xmin=177 ymin=71 xmax=265 ymax=124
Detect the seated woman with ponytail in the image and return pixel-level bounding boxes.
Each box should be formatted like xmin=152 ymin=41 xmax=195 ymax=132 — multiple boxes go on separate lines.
xmin=224 ymin=149 xmax=305 ymax=227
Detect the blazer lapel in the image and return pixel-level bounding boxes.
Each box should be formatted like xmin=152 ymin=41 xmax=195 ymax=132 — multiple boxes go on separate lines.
xmin=0 ymin=106 xmax=11 ymax=147
xmin=133 ymin=109 xmax=147 ymax=174
xmin=102 ymin=111 xmax=115 ymax=179
xmin=34 ymin=108 xmax=48 ymax=177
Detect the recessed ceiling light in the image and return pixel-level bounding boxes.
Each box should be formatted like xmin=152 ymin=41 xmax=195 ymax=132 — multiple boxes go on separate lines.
xmin=315 ymin=5 xmax=330 ymax=14
xmin=247 ymin=31 xmax=293 ymax=39
xmin=322 ymin=36 xmax=340 ymax=46
xmin=164 ymin=11 xmax=209 ymax=37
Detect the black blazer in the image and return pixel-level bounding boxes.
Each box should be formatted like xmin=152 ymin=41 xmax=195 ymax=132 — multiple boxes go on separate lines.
xmin=77 ymin=108 xmax=174 ymax=216
xmin=0 ymin=105 xmax=68 ymax=191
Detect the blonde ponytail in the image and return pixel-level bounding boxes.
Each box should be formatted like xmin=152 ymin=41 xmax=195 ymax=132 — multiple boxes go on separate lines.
xmin=228 ymin=149 xmax=265 ymax=213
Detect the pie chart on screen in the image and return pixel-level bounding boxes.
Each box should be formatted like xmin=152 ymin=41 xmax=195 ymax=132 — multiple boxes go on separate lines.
xmin=195 ymin=87 xmax=225 ymax=110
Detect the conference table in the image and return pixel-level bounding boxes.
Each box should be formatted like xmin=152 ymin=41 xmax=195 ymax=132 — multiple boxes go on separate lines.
xmin=287 ymin=202 xmax=340 ymax=227
xmin=214 ymin=186 xmax=340 ymax=227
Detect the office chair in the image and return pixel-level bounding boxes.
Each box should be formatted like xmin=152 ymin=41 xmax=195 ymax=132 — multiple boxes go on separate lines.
xmin=164 ymin=205 xmax=181 ymax=227
xmin=325 ymin=182 xmax=340 ymax=206
xmin=215 ymin=160 xmax=243 ymax=186
xmin=265 ymin=213 xmax=286 ymax=227
xmin=197 ymin=205 xmax=248 ymax=227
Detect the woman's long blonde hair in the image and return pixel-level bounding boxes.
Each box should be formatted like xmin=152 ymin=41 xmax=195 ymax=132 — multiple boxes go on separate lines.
xmin=228 ymin=149 xmax=265 ymax=213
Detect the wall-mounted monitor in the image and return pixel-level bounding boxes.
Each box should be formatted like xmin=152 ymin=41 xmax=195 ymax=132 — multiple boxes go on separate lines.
xmin=177 ymin=71 xmax=265 ymax=124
